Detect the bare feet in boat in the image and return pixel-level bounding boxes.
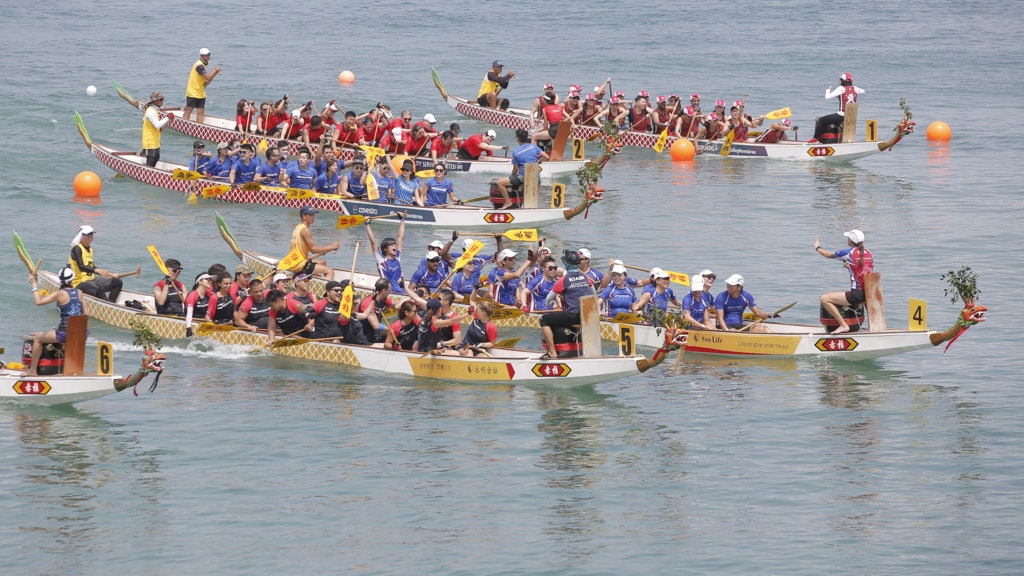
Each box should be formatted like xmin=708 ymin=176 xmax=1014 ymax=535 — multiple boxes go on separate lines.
xmin=831 ymin=325 xmax=850 ymax=335
xmin=498 ymin=203 xmax=513 ymax=210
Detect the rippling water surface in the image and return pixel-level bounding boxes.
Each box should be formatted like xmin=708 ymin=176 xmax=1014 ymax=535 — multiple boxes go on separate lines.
xmin=1 ymin=1 xmax=1021 ymax=574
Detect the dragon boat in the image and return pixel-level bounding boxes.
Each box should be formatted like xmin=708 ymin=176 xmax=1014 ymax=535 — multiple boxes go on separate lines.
xmin=216 ymin=212 xmax=678 ymax=349
xmin=1 ymin=316 xmax=165 ymax=406
xmin=75 ymin=113 xmax=603 ymax=230
xmin=30 ymin=269 xmax=668 ymax=388
xmin=432 ymin=69 xmax=916 ymax=161
xmin=114 ymin=82 xmax=587 ymax=176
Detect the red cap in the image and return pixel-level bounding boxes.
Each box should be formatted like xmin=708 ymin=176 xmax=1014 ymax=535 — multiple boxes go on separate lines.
xmin=716 ymin=100 xmax=725 ymax=107
xmin=656 ymin=95 xmax=666 ymax=103
xmin=690 ymin=93 xmax=700 ymax=100
xmin=544 ymin=83 xmax=554 ymax=90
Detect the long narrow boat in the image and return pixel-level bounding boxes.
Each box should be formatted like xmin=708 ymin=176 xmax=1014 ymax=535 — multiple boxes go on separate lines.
xmin=31 ymin=270 xmax=669 ymax=388
xmin=432 ymin=69 xmax=915 ymax=161
xmin=75 ymin=113 xmax=601 ymax=230
xmin=216 ymin=212 xmax=676 ymax=348
xmin=114 ymin=82 xmax=586 ymax=176
xmin=681 ymin=310 xmax=985 ymax=360
xmin=1 ymin=322 xmax=165 ymax=406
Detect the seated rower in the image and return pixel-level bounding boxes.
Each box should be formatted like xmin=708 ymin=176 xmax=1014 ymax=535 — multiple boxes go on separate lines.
xmin=204 ymin=272 xmax=236 ymax=324
xmin=458 ymin=291 xmax=498 ymax=356
xmin=386 ymin=300 xmax=420 ymax=351
xmin=539 ymin=249 xmax=596 ymax=359
xmin=458 ymin=129 xmax=506 ymax=160
xmin=310 ymin=280 xmax=369 ymax=344
xmin=681 ymin=276 xmax=713 ymax=330
xmin=265 ymin=288 xmax=314 ymax=345
xmin=756 ymin=119 xmax=795 ymax=143
xmin=337 ymin=158 xmax=369 ymax=199
xmin=635 ymin=268 xmax=681 ymax=318
xmin=419 ymin=164 xmax=459 ymax=207
xmin=358 ymin=278 xmax=394 ymax=343
xmin=599 ymin=264 xmax=639 ymax=318
xmin=525 ymin=254 xmax=559 ymax=312
xmin=281 ymin=149 xmax=317 ymax=190
xmin=414 ymin=290 xmax=469 ymax=354
xmin=234 ymin=278 xmax=270 ymax=331
xmin=713 ymin=274 xmax=774 ymax=332
xmin=153 ymin=257 xmax=186 ymax=316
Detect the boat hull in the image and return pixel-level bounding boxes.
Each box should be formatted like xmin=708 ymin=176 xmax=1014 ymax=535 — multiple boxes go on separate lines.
xmin=87 ymin=142 xmax=578 ymax=230
xmin=35 ymin=271 xmax=649 ymax=387
xmin=0 ymin=373 xmax=128 ymax=406
xmin=684 ymin=323 xmax=941 ymax=360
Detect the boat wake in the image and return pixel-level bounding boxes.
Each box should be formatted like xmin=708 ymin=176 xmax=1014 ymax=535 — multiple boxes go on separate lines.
xmin=100 ymin=338 xmax=266 ymax=361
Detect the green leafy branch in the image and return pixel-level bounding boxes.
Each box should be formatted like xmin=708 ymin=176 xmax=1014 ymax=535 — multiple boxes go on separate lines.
xmin=941 ymin=265 xmax=981 ymax=305
xmin=130 ymin=318 xmax=163 ymax=350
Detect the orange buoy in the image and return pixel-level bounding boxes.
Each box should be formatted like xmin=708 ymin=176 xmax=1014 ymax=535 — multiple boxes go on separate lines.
xmin=73 ymin=171 xmax=102 ymax=197
xmin=669 ymin=138 xmax=696 ymax=161
xmin=391 ymin=154 xmax=411 ymax=174
xmin=338 ymin=70 xmax=356 ymax=85
xmin=926 ymin=121 xmax=951 ymax=142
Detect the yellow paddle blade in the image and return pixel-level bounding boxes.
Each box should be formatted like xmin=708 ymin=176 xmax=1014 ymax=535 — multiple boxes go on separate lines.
xmin=489 ymin=307 xmax=524 ymax=321
xmin=270 ymin=337 xmax=309 ymax=349
xmin=611 ymin=312 xmax=643 ymax=324
xmin=241 ymin=181 xmax=262 ymax=191
xmin=196 ymin=322 xmax=237 ymax=337
xmin=455 ymin=240 xmax=485 ymax=269
xmin=763 ymin=107 xmax=792 ymax=120
xmin=146 ymin=245 xmax=170 ymax=275
xmin=366 ymin=172 xmax=380 ymax=201
xmin=416 ymin=169 xmax=435 ymax=178
xmin=339 ymin=284 xmax=354 ymax=317
xmin=285 ymin=187 xmax=314 ymax=200
xmin=172 ymin=168 xmax=203 ymax=180
xmin=278 ymin=247 xmax=306 ymax=272
xmin=719 ymin=129 xmax=736 ymax=156
xmin=187 ymin=193 xmax=198 ymax=205
xmin=653 ymin=129 xmax=669 ymax=153
xmin=494 ymin=337 xmax=520 ymax=348
xmin=665 ymin=270 xmax=690 ymax=286
xmin=202 ymin=184 xmax=230 ymax=198
xmin=336 ymin=214 xmax=368 ymax=229
xmin=502 ymin=228 xmax=537 ymax=242
xmin=257 ymin=139 xmax=268 ymax=154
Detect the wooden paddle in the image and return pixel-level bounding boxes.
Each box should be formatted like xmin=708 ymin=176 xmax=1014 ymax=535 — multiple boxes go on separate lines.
xmin=494 ymin=337 xmax=520 ymax=348
xmin=269 ymin=326 xmax=309 ymax=348
xmin=112 ymin=265 xmax=142 ymax=279
xmin=672 ymin=334 xmax=686 ymax=375
xmin=737 ymin=301 xmax=797 ymax=332
xmin=489 ymin=307 xmax=524 ymax=321
xmin=335 ymin=212 xmax=403 ymax=229
xmin=241 ymin=181 xmax=262 ymax=191
xmin=462 ymin=229 xmax=538 ymax=242
xmin=172 ymin=168 xmax=204 ymax=180
xmin=430 ymin=240 xmax=484 ymax=299
xmin=147 ymin=244 xmax=186 ymax=305
xmin=269 ymin=335 xmax=346 ymax=349
xmin=623 ymin=264 xmax=690 ymax=286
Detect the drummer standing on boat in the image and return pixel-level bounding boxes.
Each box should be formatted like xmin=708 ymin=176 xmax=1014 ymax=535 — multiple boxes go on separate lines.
xmin=183 ymin=48 xmax=220 ymax=123
xmin=141 ymin=91 xmax=172 ymax=167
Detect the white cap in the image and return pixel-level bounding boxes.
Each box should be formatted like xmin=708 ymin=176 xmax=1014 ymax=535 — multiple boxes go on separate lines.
xmin=690 ymin=277 xmax=705 ymax=292
xmin=538 ymin=246 xmax=552 ymax=254
xmin=497 ymin=248 xmax=517 ymax=260
xmin=273 ymin=273 xmax=290 ymax=284
xmin=577 ymin=248 xmax=592 ymax=259
xmin=199 ymin=48 xmax=211 ymax=56
xmin=391 ymin=127 xmax=402 ymax=137
xmin=610 ymin=264 xmax=626 ymax=274
xmin=699 ymin=269 xmax=714 ymax=277
xmin=650 ymin=267 xmax=665 ymax=278
xmin=423 ymin=113 xmax=437 ymax=123
xmin=463 ymin=238 xmax=474 ymax=250
xmin=291 ymin=109 xmax=301 ymax=118
xmin=196 ymin=273 xmax=214 ymax=282
xmin=725 ymin=274 xmax=744 ymax=286
xmin=844 ymin=229 xmax=865 ymax=243
xmin=80 ymin=225 xmax=95 ymax=235
xmin=425 ymin=250 xmax=440 ymax=260
xmin=58 ymin=266 xmax=75 ymax=283
xmin=485 ymin=129 xmax=497 ymax=139
xmin=428 ymin=240 xmax=445 ymax=249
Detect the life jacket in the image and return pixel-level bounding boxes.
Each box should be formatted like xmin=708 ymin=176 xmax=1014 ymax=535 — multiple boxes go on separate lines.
xmin=186 ymin=59 xmax=207 ymax=98
xmin=840 ymin=85 xmax=858 ymax=112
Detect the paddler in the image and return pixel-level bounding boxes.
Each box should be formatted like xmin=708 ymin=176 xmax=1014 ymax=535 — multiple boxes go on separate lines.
xmin=477 ymin=60 xmax=515 ymax=110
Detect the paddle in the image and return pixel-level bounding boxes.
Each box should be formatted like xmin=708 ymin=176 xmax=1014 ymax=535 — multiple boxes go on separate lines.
xmin=720 ymin=93 xmax=748 ymax=157
xmin=489 ymin=307 xmax=524 ymax=321
xmin=763 ymin=107 xmax=791 ymax=120
xmin=737 ymin=301 xmax=797 ymax=332
xmin=241 ymin=181 xmax=262 ymax=191
xmin=611 ymin=312 xmax=643 ymax=324
xmin=285 ymin=187 xmax=315 ymax=200
xmin=13 ymin=231 xmax=41 ymax=274
xmin=494 ymin=337 xmax=520 ymax=348
xmin=269 ymin=335 xmax=344 ymax=349
xmin=113 ymin=265 xmax=143 ymax=279
xmin=672 ymin=334 xmax=686 ymax=375
xmin=339 ymin=241 xmax=359 ymax=318
xmin=172 ymin=168 xmax=203 ymax=180
xmin=653 ymin=128 xmax=669 ymax=153
xmin=430 ymin=240 xmax=484 ymax=299
xmin=415 ymin=169 xmax=435 ymax=178
xmin=147 ymin=244 xmax=186 ymax=305
xmin=196 ymin=322 xmax=238 ymax=337
xmin=269 ymin=326 xmax=309 ymax=348
xmin=335 ymin=212 xmax=403 ymax=229
xmin=624 ymin=264 xmax=690 ymax=287
xmin=203 ymin=184 xmax=231 ymax=198
xmin=462 ymin=229 xmax=538 ymax=242
xmin=278 ymin=246 xmax=306 ymax=273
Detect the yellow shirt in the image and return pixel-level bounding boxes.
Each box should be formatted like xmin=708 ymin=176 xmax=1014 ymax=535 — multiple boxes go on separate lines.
xmin=142 ymin=104 xmax=162 ymax=149
xmin=186 ymin=59 xmax=207 ymax=99
xmin=68 ymin=243 xmax=95 ymax=287
xmin=477 ymin=73 xmax=500 ymax=98
xmin=284 ymin=222 xmax=312 ymax=272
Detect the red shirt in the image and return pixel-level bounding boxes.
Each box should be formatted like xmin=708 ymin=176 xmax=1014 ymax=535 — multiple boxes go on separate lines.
xmin=460 ymin=134 xmax=493 ymax=158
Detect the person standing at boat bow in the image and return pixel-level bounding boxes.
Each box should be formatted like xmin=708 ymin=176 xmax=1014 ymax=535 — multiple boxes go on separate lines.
xmin=141 ymin=91 xmax=172 ymax=167
xmin=183 ymin=48 xmax=220 ymax=123
xmin=815 ymin=229 xmax=873 ymax=334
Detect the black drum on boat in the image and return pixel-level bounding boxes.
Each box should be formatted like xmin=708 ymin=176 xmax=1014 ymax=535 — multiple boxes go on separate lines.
xmin=489 ymin=182 xmax=524 ymax=209
xmin=22 ymin=338 xmax=65 ymax=375
xmin=819 ymin=304 xmax=865 ymax=333
xmin=545 ymin=326 xmax=583 ymax=358
xmin=820 ymin=124 xmax=842 ymax=144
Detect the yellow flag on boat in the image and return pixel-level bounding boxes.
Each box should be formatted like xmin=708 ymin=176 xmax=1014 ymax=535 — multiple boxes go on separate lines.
xmin=653 ymin=129 xmax=669 ymax=153
xmin=763 ymin=107 xmax=792 ymax=120
xmin=278 ymin=247 xmax=306 ymax=273
xmin=339 ymin=282 xmax=354 ymax=318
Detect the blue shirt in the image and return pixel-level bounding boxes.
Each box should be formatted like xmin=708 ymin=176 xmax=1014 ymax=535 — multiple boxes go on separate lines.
xmin=423 ymin=177 xmax=454 ymax=206
xmin=314 ymin=171 xmax=342 ymax=194
xmin=511 ymin=143 xmax=543 ymax=176
xmin=410 ymin=266 xmax=445 ymax=293
xmin=642 ymin=285 xmax=678 ymax=312
xmin=207 ymin=155 xmax=233 ymax=179
xmin=681 ymin=291 xmax=712 ymax=324
xmin=257 ymin=161 xmax=282 ymax=186
xmin=600 ymin=284 xmax=637 ymax=318
xmin=526 ymin=275 xmax=557 ymax=311
xmin=394 ymin=177 xmax=420 ymax=205
xmin=231 ymin=157 xmax=259 ymax=184
xmin=371 ymin=174 xmax=394 ymax=203
xmin=375 ymin=249 xmax=405 ymax=294
xmin=285 ymin=163 xmax=317 ymax=190
xmin=190 ymin=154 xmax=213 ymax=173
xmin=488 ymin=267 xmax=522 ymax=306
xmin=714 ymin=289 xmax=757 ymax=328
xmin=342 ymin=171 xmax=368 ymax=198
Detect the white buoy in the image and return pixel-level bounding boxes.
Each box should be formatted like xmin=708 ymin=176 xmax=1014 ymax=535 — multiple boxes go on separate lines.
xmin=86 ymin=85 xmax=97 ymax=96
